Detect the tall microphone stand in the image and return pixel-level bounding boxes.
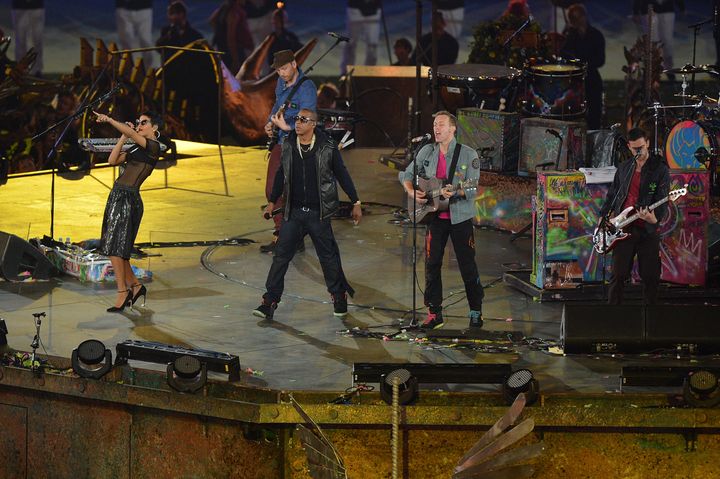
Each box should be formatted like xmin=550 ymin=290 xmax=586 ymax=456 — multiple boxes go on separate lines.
xmin=404 ymin=138 xmax=432 ymax=329
xmin=31 ymin=60 xmax=115 ymax=238
xmin=502 ymin=17 xmax=532 ymax=66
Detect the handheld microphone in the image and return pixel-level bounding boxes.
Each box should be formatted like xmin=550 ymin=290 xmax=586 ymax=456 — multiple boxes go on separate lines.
xmin=328 ymin=32 xmax=350 ymax=42
xmin=545 ymin=128 xmax=562 ymax=139
xmin=263 ymin=207 xmax=285 ymax=220
xmin=411 ymin=133 xmax=432 ymax=143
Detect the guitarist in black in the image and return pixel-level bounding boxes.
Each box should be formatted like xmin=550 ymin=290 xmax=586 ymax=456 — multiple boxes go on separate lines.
xmin=261 ymin=49 xmax=317 ymax=253
xmin=599 ymin=128 xmax=670 ymax=305
xmin=399 ymin=111 xmax=484 ymax=330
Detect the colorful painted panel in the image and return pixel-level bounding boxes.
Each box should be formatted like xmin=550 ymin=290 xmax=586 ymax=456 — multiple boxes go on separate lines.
xmin=657 ymin=170 xmax=709 ymax=285
xmin=533 ymin=172 xmax=611 ymax=288
xmin=474 ymin=172 xmax=533 ymax=233
xmin=518 ymin=118 xmax=586 ymax=175
xmin=457 ymin=108 xmax=520 ymax=172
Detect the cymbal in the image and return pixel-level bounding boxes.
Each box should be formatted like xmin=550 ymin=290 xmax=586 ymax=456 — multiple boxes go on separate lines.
xmin=664 ymin=64 xmax=719 ymax=75
xmin=689 ymin=94 xmax=719 ymax=106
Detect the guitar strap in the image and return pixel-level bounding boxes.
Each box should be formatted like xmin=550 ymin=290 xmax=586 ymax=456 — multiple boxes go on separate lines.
xmin=446 ymin=143 xmax=462 ymax=186
xmin=280 ymin=76 xmax=310 ymax=114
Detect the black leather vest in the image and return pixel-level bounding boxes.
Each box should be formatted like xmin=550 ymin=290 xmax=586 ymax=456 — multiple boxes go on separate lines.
xmin=280 ymin=130 xmax=339 ymax=220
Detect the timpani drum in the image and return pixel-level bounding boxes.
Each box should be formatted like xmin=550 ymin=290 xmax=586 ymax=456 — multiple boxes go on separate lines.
xmin=433 ymin=64 xmax=522 ymax=113
xmin=523 ymin=59 xmax=586 ymax=119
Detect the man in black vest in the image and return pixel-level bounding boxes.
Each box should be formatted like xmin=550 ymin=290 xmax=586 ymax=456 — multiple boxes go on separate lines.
xmin=253 ymin=109 xmax=362 ymax=320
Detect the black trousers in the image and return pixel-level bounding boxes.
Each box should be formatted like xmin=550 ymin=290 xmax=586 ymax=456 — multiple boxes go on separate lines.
xmin=424 ymin=218 xmax=484 ymax=311
xmin=608 ymin=223 xmax=661 ymax=305
xmin=264 ymin=208 xmax=352 ymax=303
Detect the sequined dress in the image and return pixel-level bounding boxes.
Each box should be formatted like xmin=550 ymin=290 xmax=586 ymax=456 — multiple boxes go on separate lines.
xmin=99 ymin=139 xmax=160 ymax=259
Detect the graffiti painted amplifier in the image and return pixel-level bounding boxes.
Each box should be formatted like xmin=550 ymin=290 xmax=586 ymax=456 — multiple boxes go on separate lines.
xmin=456 ymin=108 xmax=520 ymax=172
xmin=519 ymin=117 xmax=586 ymax=176
xmin=531 ymin=170 xmax=710 ymax=289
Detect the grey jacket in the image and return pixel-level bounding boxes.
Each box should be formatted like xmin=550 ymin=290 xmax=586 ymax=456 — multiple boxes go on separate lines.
xmin=399 ymin=138 xmax=480 ymax=224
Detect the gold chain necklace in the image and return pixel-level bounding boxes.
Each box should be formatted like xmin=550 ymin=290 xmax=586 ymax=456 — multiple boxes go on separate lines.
xmin=297 ymin=134 xmax=315 ymax=156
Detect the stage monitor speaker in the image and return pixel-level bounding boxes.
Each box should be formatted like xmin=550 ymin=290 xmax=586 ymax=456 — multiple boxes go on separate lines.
xmin=561 ymin=304 xmax=645 ymax=353
xmin=645 ymin=305 xmax=720 ymax=354
xmin=0 ymin=231 xmax=58 ymax=281
xmin=709 ymin=222 xmax=720 ymax=281
xmin=519 ymin=117 xmax=586 ymax=176
xmin=457 ymin=108 xmax=519 ymax=172
xmin=349 ymin=65 xmax=434 ymax=148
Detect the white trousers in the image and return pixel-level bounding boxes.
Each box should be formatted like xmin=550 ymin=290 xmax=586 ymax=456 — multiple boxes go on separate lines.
xmin=637 ymin=12 xmax=676 ymax=70
xmin=12 ymin=8 xmax=45 ymax=75
xmin=116 ymin=7 xmax=154 ymax=69
xmin=438 ymin=7 xmax=464 ymax=39
xmin=341 ymin=7 xmax=381 ymax=74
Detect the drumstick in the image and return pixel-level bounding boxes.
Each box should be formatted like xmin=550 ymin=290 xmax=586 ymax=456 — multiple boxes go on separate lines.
xmin=339 ymin=130 xmax=353 ymax=150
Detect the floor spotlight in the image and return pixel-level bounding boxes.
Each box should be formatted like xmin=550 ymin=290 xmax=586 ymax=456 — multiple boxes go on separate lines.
xmin=380 ymin=368 xmax=418 ymax=406
xmin=71 ymin=339 xmax=113 ymax=379
xmin=502 ymin=369 xmax=539 ymax=406
xmin=166 ymin=355 xmax=207 ymax=393
xmin=683 ymin=370 xmax=720 ymax=408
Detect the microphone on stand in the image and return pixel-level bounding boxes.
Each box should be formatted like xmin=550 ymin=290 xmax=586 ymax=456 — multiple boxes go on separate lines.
xmin=411 ymin=133 xmax=432 ymax=143
xmin=328 ymin=32 xmax=351 ymax=42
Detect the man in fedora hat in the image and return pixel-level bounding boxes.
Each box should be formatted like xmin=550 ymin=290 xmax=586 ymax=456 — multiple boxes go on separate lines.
xmin=261 ymin=49 xmax=317 ymax=253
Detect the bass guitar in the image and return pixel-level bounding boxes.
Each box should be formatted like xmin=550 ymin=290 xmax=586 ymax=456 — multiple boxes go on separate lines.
xmin=407 ymin=177 xmax=477 ymax=224
xmin=592 ymin=185 xmax=687 ymax=254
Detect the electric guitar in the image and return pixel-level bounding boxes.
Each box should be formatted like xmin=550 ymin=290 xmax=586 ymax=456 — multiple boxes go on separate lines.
xmin=407 ymin=177 xmax=477 ymax=224
xmin=592 ymin=185 xmax=687 ymax=254
xmin=266 ymin=104 xmax=287 ymax=151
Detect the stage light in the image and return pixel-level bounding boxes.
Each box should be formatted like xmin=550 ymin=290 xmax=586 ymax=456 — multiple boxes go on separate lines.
xmin=71 ymin=339 xmax=113 ymax=379
xmin=166 ymin=355 xmax=207 ymax=393
xmin=683 ymin=370 xmax=720 ymax=408
xmin=502 ymin=369 xmax=539 ymax=406
xmin=380 ymin=368 xmax=418 ymax=406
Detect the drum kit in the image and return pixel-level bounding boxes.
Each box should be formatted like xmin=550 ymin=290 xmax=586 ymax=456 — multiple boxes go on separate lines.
xmin=653 ymin=63 xmax=720 ymax=177
xmin=432 ymin=58 xmax=587 ymax=120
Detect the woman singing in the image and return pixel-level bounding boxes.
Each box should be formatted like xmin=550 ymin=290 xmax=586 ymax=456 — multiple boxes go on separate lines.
xmin=93 ymin=110 xmax=161 ymax=312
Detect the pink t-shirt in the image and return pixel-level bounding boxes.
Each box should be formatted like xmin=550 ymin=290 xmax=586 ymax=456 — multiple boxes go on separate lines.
xmin=436 ymin=150 xmax=450 ymax=219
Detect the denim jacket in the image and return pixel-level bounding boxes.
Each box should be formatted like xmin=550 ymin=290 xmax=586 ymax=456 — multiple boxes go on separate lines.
xmin=399 ymin=138 xmax=480 ymax=224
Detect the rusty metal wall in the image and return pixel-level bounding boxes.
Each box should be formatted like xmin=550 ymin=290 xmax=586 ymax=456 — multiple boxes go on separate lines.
xmin=3 ymin=360 xmax=720 ymax=478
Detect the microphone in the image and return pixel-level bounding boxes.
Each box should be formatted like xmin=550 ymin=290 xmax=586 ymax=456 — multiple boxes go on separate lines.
xmin=98 ymin=83 xmax=122 ymax=103
xmin=328 ymin=32 xmax=350 ymax=42
xmin=411 ymin=133 xmax=432 ymax=143
xmin=545 ymin=128 xmax=562 ymax=139
xmin=263 ymin=206 xmax=285 ymax=220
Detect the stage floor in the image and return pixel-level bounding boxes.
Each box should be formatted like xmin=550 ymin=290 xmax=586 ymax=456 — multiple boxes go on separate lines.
xmin=0 ymin=143 xmax=708 ymax=395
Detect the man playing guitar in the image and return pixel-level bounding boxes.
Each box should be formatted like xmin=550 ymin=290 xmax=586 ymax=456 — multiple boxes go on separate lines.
xmin=598 ymin=127 xmax=670 ymax=305
xmin=262 ymin=49 xmax=317 ymax=253
xmin=399 ymin=111 xmax=484 ymax=330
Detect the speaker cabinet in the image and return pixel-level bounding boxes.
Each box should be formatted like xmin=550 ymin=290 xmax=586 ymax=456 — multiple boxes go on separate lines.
xmin=0 ymin=232 xmax=58 ymax=281
xmin=457 ymin=108 xmax=519 ymax=172
xmin=561 ymin=304 xmax=644 ymax=353
xmin=645 ymin=305 xmax=720 ymax=354
xmin=519 ymin=117 xmax=586 ymax=175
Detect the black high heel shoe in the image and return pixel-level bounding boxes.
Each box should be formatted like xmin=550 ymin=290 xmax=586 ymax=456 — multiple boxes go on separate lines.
xmin=107 ymin=289 xmax=133 ymax=313
xmin=131 ymin=283 xmax=147 ymax=307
